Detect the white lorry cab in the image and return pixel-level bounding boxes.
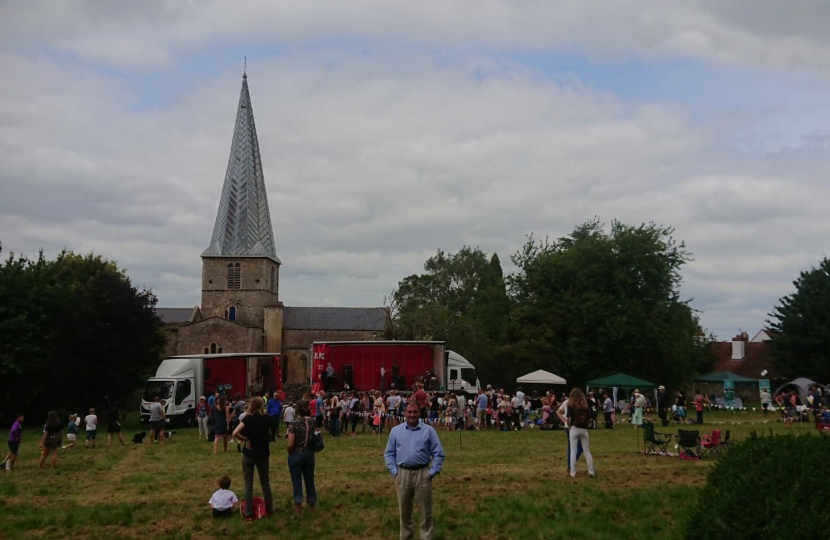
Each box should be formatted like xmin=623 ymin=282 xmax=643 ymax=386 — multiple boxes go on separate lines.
xmin=140 ymin=353 xmax=282 ymax=426
xmin=445 ymin=350 xmax=481 ymax=396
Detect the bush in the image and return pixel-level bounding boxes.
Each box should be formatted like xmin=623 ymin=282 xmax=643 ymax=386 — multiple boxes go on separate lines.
xmin=685 ymin=431 xmax=830 ymax=539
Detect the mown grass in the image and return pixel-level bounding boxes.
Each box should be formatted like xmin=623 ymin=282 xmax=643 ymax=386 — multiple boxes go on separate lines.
xmin=0 ymin=410 xmax=801 ymax=539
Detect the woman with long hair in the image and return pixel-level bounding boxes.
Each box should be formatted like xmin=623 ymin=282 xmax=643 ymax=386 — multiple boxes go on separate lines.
xmin=287 ymin=400 xmax=317 ymax=517
xmin=106 ymin=402 xmax=126 ymax=446
xmin=232 ymin=396 xmax=274 ymax=520
xmin=39 ymin=410 xmax=63 ymax=469
xmin=566 ymin=388 xmax=595 ymax=478
xmin=213 ymin=396 xmax=230 ymax=455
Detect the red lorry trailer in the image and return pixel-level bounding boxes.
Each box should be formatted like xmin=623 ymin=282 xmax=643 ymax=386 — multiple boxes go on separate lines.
xmin=310 ymin=341 xmax=446 ymax=394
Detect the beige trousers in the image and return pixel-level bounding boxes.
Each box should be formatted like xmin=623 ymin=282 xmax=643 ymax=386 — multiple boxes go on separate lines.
xmin=395 ymin=467 xmax=433 ymax=540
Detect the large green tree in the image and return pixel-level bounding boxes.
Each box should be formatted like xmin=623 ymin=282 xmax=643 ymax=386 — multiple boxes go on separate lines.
xmin=507 ymin=219 xmax=712 ymax=389
xmin=768 ymin=257 xmax=830 ymax=382
xmin=388 ymin=247 xmax=510 ymax=384
xmin=0 ymin=245 xmax=166 ymax=422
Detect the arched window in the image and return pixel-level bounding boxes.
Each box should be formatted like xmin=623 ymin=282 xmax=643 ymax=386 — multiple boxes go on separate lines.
xmin=270 ymin=267 xmax=275 ymax=291
xmin=218 ymin=346 xmax=223 ymax=353
xmin=228 ymin=306 xmax=236 ymax=322
xmin=204 ymin=347 xmax=209 ymax=354
xmin=210 ymin=342 xmax=217 ymax=354
xmin=227 ymin=263 xmax=241 ymax=289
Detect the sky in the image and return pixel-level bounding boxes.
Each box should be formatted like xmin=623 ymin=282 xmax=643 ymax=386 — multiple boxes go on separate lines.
xmin=2 ymin=1 xmax=830 ymax=341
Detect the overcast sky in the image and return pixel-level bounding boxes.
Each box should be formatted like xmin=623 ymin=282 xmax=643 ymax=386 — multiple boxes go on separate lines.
xmin=2 ymin=1 xmax=829 ymax=340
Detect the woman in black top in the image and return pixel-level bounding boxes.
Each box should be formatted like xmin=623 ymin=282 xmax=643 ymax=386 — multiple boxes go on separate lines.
xmin=233 ymin=396 xmax=274 ymax=521
xmin=232 ymin=396 xmax=273 ymax=520
xmin=39 ymin=410 xmax=63 ymax=469
xmin=106 ymin=402 xmax=126 ymax=446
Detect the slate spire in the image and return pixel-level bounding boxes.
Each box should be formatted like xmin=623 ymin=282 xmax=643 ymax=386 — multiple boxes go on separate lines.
xmin=202 ymin=72 xmax=280 ymax=263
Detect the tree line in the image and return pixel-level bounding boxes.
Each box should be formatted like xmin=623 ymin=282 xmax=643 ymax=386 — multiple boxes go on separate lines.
xmin=388 ymin=219 xmax=716 ymax=390
xmin=0 ymin=244 xmax=166 ymax=423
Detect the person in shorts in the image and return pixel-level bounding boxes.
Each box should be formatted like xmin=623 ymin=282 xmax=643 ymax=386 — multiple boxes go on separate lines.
xmin=209 ymin=475 xmax=238 ymax=518
xmin=148 ymin=396 xmax=166 ymax=444
xmin=2 ymin=413 xmax=24 ymax=471
xmin=62 ymin=414 xmax=80 ymax=450
xmin=83 ymin=408 xmax=98 ymax=448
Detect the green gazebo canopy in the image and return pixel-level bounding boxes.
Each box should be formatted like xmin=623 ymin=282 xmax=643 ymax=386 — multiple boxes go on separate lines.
xmin=587 ymin=373 xmax=656 ymax=389
xmin=693 ymin=371 xmax=758 ymax=383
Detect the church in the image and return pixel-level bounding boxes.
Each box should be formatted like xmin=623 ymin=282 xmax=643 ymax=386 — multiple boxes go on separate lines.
xmin=157 ymin=71 xmax=388 ymax=388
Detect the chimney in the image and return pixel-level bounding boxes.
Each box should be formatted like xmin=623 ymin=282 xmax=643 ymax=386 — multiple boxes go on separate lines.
xmin=732 ymin=332 xmax=748 ymax=360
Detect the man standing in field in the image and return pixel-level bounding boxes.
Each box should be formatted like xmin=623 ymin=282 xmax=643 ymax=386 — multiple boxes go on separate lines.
xmin=475 ymin=388 xmax=489 ymax=431
xmin=385 ymin=401 xmax=445 ymax=540
xmin=149 ymin=396 xmax=165 ymax=444
xmin=266 ymin=391 xmax=282 ymax=441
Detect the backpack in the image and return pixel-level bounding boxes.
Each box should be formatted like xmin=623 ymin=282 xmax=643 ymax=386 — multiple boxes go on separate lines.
xmin=571 ymin=407 xmax=590 ymax=429
xmin=240 ymin=496 xmax=266 ymax=520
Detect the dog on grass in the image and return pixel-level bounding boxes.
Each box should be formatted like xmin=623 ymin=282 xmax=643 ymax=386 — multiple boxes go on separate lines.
xmin=132 ymin=432 xmax=147 ymax=444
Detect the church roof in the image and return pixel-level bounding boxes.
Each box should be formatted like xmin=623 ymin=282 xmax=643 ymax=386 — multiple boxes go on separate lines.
xmin=202 ymin=72 xmax=280 ymax=263
xmin=283 ymin=307 xmax=388 ymax=331
xmin=155 ymin=307 xmax=196 ymax=325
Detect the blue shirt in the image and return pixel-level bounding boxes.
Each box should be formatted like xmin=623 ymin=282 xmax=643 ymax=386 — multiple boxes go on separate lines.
xmin=266 ymin=398 xmax=282 ymax=417
xmin=207 ymin=395 xmax=216 ymax=409
xmin=384 ymin=421 xmax=445 ymax=478
xmin=315 ymin=397 xmax=325 ymax=417
xmin=476 ymin=393 xmax=488 ymax=410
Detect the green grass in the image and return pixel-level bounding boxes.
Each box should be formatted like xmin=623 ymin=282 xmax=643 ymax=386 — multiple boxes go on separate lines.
xmin=0 ymin=410 xmax=806 ymax=539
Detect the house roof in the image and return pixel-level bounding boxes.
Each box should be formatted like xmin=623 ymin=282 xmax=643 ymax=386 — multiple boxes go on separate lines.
xmin=202 ymin=72 xmax=280 ymax=263
xmin=711 ymin=341 xmax=775 ymax=379
xmin=155 ymin=307 xmax=195 ymax=325
xmin=282 ymin=307 xmax=387 ymax=331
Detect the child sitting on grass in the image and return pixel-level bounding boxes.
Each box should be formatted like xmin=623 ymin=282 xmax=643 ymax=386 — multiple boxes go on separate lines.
xmin=209 ymin=475 xmax=238 ymax=518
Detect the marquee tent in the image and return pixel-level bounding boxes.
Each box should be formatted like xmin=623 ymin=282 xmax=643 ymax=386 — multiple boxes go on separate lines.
xmin=587 ymin=373 xmax=655 ymax=389
xmin=516 ymin=369 xmax=567 ymax=385
xmin=773 ymin=377 xmax=828 ymax=402
xmin=693 ymin=371 xmax=757 ymax=383
xmin=586 ymin=373 xmax=656 ymax=409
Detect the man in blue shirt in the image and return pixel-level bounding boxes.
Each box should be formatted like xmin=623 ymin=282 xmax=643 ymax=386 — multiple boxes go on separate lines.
xmin=384 ymin=401 xmax=444 ymax=540
xmin=266 ymin=391 xmax=282 ymax=441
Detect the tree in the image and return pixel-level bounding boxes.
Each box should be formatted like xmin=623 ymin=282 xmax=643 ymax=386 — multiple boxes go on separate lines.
xmin=0 ymin=245 xmax=166 ymax=422
xmin=507 ymin=219 xmax=710 ymax=389
xmin=767 ymin=257 xmax=830 ymax=382
xmin=388 ymin=247 xmax=510 ymax=384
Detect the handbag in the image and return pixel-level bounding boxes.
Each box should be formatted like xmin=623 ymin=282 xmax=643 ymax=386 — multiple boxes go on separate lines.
xmin=303 ymin=418 xmax=324 ymax=453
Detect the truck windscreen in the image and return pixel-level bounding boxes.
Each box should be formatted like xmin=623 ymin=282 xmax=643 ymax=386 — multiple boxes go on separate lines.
xmin=461 ymin=368 xmax=477 ymax=384
xmin=143 ymin=381 xmax=174 ymax=402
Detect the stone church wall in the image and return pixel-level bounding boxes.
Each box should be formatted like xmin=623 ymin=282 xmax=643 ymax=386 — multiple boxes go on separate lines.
xmin=175 ymin=317 xmax=263 ymax=355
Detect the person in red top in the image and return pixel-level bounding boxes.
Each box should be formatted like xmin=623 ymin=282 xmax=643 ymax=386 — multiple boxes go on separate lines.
xmin=413 ymin=382 xmax=429 ymax=419
xmin=694 ymin=393 xmax=709 ymax=424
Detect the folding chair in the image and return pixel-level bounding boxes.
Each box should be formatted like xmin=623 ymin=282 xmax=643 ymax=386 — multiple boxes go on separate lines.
xmin=675 ymin=429 xmax=701 ymax=460
xmin=701 ymin=429 xmax=721 ymax=458
xmin=643 ymin=422 xmax=671 ymax=455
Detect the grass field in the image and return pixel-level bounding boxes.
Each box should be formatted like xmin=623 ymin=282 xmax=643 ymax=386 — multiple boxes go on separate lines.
xmin=0 ymin=410 xmax=804 ymax=539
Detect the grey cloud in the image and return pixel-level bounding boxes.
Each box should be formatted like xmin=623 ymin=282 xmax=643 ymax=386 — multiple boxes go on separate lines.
xmin=2 ymin=34 xmax=830 ymax=340
xmin=4 ymin=2 xmax=830 ymax=72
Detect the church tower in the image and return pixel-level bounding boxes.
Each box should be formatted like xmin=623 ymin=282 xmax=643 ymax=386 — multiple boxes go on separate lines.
xmin=200 ymin=71 xmax=281 ymax=329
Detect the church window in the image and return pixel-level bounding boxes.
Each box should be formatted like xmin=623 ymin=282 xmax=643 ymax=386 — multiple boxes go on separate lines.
xmin=227 ymin=263 xmax=241 ymax=289
xmin=210 ymin=342 xmax=218 ymax=354
xmin=271 ymin=267 xmax=275 ymax=291
xmin=228 ymin=306 xmax=236 ymax=322
xmin=204 ymin=347 xmax=209 ymax=354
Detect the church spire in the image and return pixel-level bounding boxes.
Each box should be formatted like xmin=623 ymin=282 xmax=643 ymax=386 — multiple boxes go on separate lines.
xmin=202 ymin=71 xmax=280 ymax=263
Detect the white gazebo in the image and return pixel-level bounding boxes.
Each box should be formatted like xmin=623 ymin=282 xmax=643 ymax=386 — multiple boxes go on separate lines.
xmin=516 ymin=369 xmax=567 ymax=385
